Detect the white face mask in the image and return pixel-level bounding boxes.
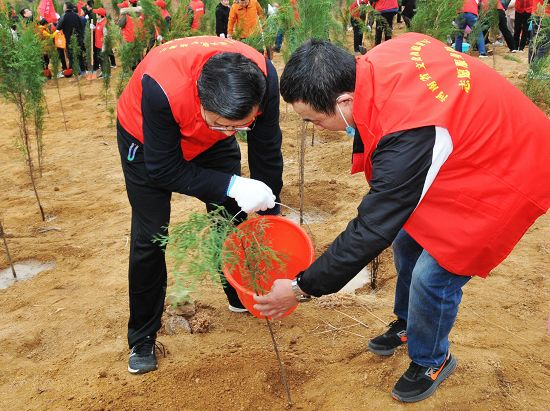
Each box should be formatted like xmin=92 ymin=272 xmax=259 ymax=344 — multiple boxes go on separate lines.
xmin=336 ymin=101 xmax=355 ymax=138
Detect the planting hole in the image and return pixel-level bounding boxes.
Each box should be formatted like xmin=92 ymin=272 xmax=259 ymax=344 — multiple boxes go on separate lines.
xmin=0 ymin=260 xmax=56 ymax=289
xmin=282 ymin=209 xmax=330 ymax=225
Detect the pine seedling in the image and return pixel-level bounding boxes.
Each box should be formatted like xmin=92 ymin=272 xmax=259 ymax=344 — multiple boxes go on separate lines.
xmin=411 ymin=0 xmax=463 ymax=42
xmin=32 ymin=97 xmax=46 ymax=177
xmin=69 ymin=34 xmax=83 ymax=99
xmin=166 ymin=1 xmax=192 ymax=40
xmin=0 ymin=22 xmax=47 ymax=220
xmin=47 ymin=41 xmax=68 ymax=131
xmin=475 ymin=0 xmax=500 ymax=65
xmin=102 ymin=19 xmax=115 ymax=108
xmin=155 ymin=206 xmax=286 ymax=305
xmin=524 ymin=3 xmax=550 ymax=113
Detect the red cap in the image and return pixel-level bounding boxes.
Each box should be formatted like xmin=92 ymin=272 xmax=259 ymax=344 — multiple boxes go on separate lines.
xmin=117 ymin=1 xmax=129 ymax=8
xmin=154 ymin=0 xmax=166 ymax=8
xmin=93 ymin=7 xmax=107 ymax=16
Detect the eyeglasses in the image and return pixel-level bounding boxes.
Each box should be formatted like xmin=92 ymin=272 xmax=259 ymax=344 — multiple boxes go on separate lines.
xmin=208 ymin=120 xmax=256 ymax=132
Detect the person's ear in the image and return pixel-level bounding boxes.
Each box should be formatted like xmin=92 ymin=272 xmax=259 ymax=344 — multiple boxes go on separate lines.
xmin=336 ymin=92 xmax=354 ymax=106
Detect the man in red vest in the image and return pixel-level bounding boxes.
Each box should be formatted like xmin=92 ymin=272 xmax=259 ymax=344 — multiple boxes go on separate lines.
xmin=254 ymin=34 xmax=550 ymax=402
xmin=117 ymin=36 xmax=282 ymax=375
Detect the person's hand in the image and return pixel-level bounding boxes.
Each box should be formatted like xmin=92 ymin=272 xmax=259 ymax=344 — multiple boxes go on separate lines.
xmin=219 ymin=33 xmax=225 ymax=38
xmin=227 ymin=176 xmax=275 ymax=214
xmin=227 ymin=33 xmax=232 ymax=39
xmin=90 ymin=23 xmax=95 ymax=30
xmin=253 ymin=279 xmax=296 ymax=319
xmin=156 ymin=35 xmax=163 ymax=42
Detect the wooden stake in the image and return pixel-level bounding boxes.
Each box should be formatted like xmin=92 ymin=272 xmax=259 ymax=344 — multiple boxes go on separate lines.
xmin=298 ymin=121 xmax=307 ymax=225
xmin=0 ymin=219 xmax=17 ymax=279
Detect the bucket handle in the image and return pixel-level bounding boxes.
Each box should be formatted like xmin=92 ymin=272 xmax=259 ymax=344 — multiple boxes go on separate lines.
xmin=229 ymin=202 xmax=315 ymax=240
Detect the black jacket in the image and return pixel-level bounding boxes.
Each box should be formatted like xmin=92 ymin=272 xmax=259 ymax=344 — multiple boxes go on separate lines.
xmin=56 ymin=9 xmax=83 ymax=45
xmin=215 ymin=3 xmax=230 ymax=36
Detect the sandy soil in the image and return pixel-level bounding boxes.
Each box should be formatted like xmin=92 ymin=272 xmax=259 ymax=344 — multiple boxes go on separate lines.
xmin=0 ymin=32 xmax=549 ymax=410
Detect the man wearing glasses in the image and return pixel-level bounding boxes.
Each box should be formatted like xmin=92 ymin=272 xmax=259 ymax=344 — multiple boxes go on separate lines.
xmin=116 ymin=36 xmax=282 ymax=375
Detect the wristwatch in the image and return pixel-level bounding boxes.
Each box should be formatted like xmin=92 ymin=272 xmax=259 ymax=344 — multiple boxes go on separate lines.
xmin=291 ymin=274 xmax=311 ymax=303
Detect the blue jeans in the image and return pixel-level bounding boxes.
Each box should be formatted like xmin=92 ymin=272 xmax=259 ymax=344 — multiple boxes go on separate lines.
xmin=455 ymin=12 xmax=486 ymax=55
xmin=393 ymin=230 xmax=471 ymax=367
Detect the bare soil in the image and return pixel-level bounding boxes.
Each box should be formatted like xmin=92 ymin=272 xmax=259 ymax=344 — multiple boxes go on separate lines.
xmin=0 ymin=34 xmax=549 ymax=410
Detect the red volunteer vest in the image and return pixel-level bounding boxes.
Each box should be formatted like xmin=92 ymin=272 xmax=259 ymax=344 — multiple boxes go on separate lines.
xmin=461 ymin=0 xmax=480 ymax=15
xmin=515 ymin=0 xmax=533 ymax=13
xmin=190 ymin=0 xmax=205 ymax=30
xmin=352 ymin=33 xmax=550 ymax=277
xmin=121 ymin=15 xmax=135 ymax=42
xmin=374 ymin=0 xmax=398 ymax=12
xmin=94 ymin=19 xmax=106 ymax=49
xmin=117 ymin=36 xmax=267 ymax=161
xmin=350 ymin=0 xmax=369 ymax=19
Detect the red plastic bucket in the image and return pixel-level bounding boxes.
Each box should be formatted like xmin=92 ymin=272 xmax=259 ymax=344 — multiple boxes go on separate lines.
xmin=222 ymin=215 xmax=315 ymax=318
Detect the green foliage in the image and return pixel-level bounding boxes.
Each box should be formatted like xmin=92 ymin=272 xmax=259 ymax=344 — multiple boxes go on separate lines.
xmin=410 ymin=0 xmax=463 ymax=42
xmin=102 ymin=20 xmax=114 ymax=98
xmin=155 ymin=206 xmax=285 ymax=305
xmin=69 ymin=34 xmax=83 ymax=98
xmin=166 ymin=0 xmax=193 ymax=40
xmin=503 ymin=54 xmax=521 ymax=63
xmin=524 ymin=56 xmax=550 ymax=114
xmin=259 ymin=0 xmax=342 ymax=62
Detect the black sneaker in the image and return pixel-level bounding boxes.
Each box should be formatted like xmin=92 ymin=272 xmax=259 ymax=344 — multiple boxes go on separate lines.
xmin=367 ymin=318 xmax=407 ymax=356
xmin=128 ymin=336 xmax=160 ymax=375
xmin=391 ymin=352 xmax=457 ymax=403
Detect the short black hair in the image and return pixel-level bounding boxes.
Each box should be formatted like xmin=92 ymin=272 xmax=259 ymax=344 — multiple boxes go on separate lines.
xmin=198 ymin=52 xmax=267 ymax=120
xmin=86 ymin=0 xmax=94 ymax=6
xmin=19 ymin=8 xmax=30 ymax=17
xmin=65 ymin=2 xmax=75 ymax=10
xmin=280 ymin=39 xmax=356 ymax=115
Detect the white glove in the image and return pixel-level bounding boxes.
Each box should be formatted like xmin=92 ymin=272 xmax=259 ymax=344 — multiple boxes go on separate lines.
xmin=156 ymin=35 xmax=163 ymax=42
xmin=227 ymin=176 xmax=276 ymax=214
xmin=90 ymin=23 xmax=95 ymax=30
xmin=219 ymin=33 xmax=225 ymax=38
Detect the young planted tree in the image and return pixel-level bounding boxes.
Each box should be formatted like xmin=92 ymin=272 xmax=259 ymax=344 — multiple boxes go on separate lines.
xmin=166 ymin=0 xmax=193 ymax=40
xmin=410 ymin=0 xmax=463 ymax=42
xmin=156 ymin=207 xmax=292 ymax=405
xmin=524 ymin=2 xmax=550 ymax=113
xmin=0 ymin=22 xmax=47 ymax=221
xmin=0 ymin=218 xmax=17 ymax=279
xmin=475 ymin=0 xmax=500 ymax=66
xmin=32 ymin=97 xmax=46 ymax=176
xmin=47 ymin=41 xmax=68 ymax=131
xmin=69 ymin=34 xmax=83 ymax=99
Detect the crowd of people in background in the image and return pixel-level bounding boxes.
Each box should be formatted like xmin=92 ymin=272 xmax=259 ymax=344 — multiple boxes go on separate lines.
xmin=4 ymin=0 xmax=549 ymax=80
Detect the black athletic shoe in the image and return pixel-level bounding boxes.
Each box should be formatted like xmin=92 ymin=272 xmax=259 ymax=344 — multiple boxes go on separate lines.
xmin=391 ymin=352 xmax=457 ymax=403
xmin=128 ymin=336 xmax=159 ymax=375
xmin=368 ymin=318 xmax=407 ymax=356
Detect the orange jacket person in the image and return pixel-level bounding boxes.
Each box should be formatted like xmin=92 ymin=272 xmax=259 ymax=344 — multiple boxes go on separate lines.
xmin=227 ymin=0 xmax=265 ymax=40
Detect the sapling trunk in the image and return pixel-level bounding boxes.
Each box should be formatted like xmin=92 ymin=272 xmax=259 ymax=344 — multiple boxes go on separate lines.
xmin=48 ymin=47 xmax=68 ymax=131
xmin=266 ymin=318 xmax=293 ymax=406
xmin=311 ymin=124 xmax=315 ymax=146
xmin=298 ymin=121 xmax=307 ymax=225
xmin=69 ymin=35 xmax=83 ymax=100
xmin=0 ymin=219 xmax=17 ymax=279
xmin=33 ymin=99 xmax=45 ymax=177
xmin=15 ymin=95 xmax=46 ymax=221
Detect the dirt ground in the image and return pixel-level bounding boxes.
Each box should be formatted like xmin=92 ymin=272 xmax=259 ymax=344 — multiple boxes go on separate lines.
xmin=1 ymin=31 xmax=549 ymax=411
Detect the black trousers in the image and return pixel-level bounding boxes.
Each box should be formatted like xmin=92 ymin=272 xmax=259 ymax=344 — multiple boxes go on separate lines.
xmin=514 ymin=11 xmax=531 ymax=51
xmin=351 ymin=17 xmax=365 ymax=53
xmin=375 ymin=12 xmax=397 ymax=45
xmin=93 ymin=47 xmax=116 ymax=71
xmin=117 ymin=124 xmax=245 ymax=348
xmin=498 ymin=10 xmax=516 ymax=52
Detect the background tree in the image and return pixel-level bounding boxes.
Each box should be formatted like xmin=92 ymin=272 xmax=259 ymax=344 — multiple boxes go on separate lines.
xmin=0 ymin=20 xmax=47 ymax=221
